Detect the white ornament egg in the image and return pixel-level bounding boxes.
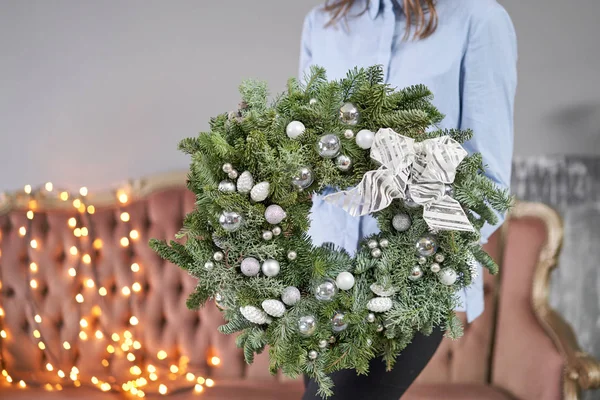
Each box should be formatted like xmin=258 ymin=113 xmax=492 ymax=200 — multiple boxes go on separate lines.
xmin=286 ymin=121 xmax=305 ymax=139
xmin=335 ymin=272 xmax=355 ymax=291
xmin=355 ymin=129 xmax=375 ymax=149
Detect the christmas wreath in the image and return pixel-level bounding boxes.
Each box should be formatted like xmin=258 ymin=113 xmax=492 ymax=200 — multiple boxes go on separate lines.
xmin=150 ymin=66 xmax=511 ymax=397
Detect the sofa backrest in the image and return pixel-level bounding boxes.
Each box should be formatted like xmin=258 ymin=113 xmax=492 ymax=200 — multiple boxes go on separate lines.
xmin=0 ymin=178 xmax=565 ymax=398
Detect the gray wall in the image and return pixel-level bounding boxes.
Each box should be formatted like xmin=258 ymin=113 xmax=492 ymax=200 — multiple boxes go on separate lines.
xmin=2 ymin=0 xmax=600 ymax=192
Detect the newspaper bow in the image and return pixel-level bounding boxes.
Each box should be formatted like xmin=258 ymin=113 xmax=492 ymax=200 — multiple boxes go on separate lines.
xmin=324 ymin=128 xmax=474 ymax=232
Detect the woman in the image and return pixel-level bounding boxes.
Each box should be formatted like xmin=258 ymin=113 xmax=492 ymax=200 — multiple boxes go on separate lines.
xmin=301 ymin=0 xmax=517 ymax=398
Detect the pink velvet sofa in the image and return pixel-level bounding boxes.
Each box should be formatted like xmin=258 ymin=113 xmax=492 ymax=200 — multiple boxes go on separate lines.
xmin=0 ymin=172 xmax=598 ymax=399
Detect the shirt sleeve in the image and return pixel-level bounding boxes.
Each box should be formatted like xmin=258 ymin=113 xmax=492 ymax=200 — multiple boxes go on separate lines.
xmin=459 ymin=3 xmax=518 ymax=243
xmin=298 ymin=9 xmax=314 ymax=79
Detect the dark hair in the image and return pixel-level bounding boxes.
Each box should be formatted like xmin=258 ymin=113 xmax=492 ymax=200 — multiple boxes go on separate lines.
xmin=324 ymin=0 xmax=438 ymax=40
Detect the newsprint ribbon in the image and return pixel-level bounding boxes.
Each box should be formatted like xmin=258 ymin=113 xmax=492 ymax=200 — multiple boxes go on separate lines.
xmin=323 ymin=128 xmax=474 ymax=232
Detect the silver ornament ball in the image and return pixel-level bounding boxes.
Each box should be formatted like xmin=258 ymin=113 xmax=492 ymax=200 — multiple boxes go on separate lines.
xmin=314 ymin=278 xmax=338 ymax=301
xmin=367 ymin=313 xmax=376 ymax=323
xmin=335 ymin=155 xmax=352 ymax=171
xmin=371 ymin=248 xmax=382 ymax=258
xmin=287 ymin=250 xmax=298 ymax=261
xmin=298 ymin=315 xmax=317 ymax=336
xmin=339 ymin=102 xmax=360 ymax=125
xmin=367 ymin=239 xmax=379 ymax=249
xmin=309 ymin=98 xmax=318 ymax=105
xmin=435 ymin=253 xmax=445 ymax=263
xmin=272 ymin=226 xmax=282 ymax=236
xmin=282 ymin=286 xmax=301 ymax=306
xmin=355 ymin=129 xmax=375 ymax=149
xmin=262 ymin=230 xmax=273 ymax=241
xmin=409 ymin=266 xmax=424 ymax=281
xmin=418 ymin=256 xmax=427 ymax=265
xmin=264 ymin=204 xmax=287 ymax=225
xmin=317 ymin=134 xmax=341 ymax=159
xmin=222 ymin=163 xmax=233 ymax=173
xmin=318 ymin=339 xmax=328 ymax=348
xmin=292 ymin=166 xmax=314 ymax=190
xmin=219 ymin=211 xmax=243 ymax=232
xmin=335 ymin=271 xmax=355 ymax=291
xmin=379 ymin=238 xmax=389 ymax=248
xmin=331 ymin=312 xmax=348 ymax=332
xmin=213 ymin=251 xmax=224 ymax=261
xmin=438 ymin=268 xmax=458 ymax=285
xmin=204 ymin=261 xmax=214 ymax=270
xmin=261 ymin=259 xmax=280 ymax=277
xmin=240 ymin=257 xmax=260 ymax=276
xmin=392 ymin=214 xmax=411 ymax=232
xmin=377 ymin=324 xmax=384 ymax=332
xmin=343 ymin=129 xmax=354 ymax=139
xmin=228 ymin=169 xmax=239 ymax=180
xmin=430 ymin=263 xmax=441 ymax=273
xmin=218 ymin=180 xmax=236 ymax=193
xmin=329 ymin=336 xmax=336 ymax=344
xmin=416 ymin=235 xmax=438 ymax=257
xmin=308 ymin=350 xmax=318 ymax=360
xmin=286 ymin=120 xmax=306 ymax=139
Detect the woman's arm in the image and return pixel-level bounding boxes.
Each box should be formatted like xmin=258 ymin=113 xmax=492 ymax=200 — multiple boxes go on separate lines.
xmin=460 ymin=3 xmax=518 ymax=243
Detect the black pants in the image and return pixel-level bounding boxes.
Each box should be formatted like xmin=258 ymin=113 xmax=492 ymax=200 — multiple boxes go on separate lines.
xmin=302 ymin=329 xmax=444 ymax=400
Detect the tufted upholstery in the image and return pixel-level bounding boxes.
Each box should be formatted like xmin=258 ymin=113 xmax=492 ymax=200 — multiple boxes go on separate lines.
xmin=0 ymin=185 xmax=570 ymax=399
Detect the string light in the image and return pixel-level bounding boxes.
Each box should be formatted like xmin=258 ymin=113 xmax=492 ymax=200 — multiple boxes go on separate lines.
xmin=85 ymin=278 xmax=94 ymax=287
xmin=33 ymin=329 xmax=41 ymax=338
xmin=169 ymin=365 xmax=179 ymax=373
xmin=60 ymin=191 xmax=69 ymax=201
xmin=68 ymin=268 xmax=77 ymax=277
xmin=149 ymin=373 xmax=158 ymax=381
xmin=70 ymin=246 xmax=78 ymax=255
xmin=0 ymin=330 xmax=6 ymax=339
xmin=132 ymin=282 xmax=142 ymax=292
xmin=19 ymin=380 xmax=26 ymax=388
xmin=19 ymin=226 xmax=26 ymax=236
xmin=81 ymin=227 xmax=88 ymax=236
xmin=30 ymin=239 xmax=38 ymax=249
xmin=79 ymin=331 xmax=88 ymax=340
xmin=120 ymin=237 xmax=130 ymax=247
xmin=100 ymin=383 xmax=111 ymax=392
xmin=106 ymin=345 xmax=115 ymax=353
xmin=196 ymin=377 xmax=205 ymax=385
xmin=79 ymin=318 xmax=88 ymax=330
xmin=24 ymin=184 xmax=32 ymax=194
xmin=45 ymin=182 xmax=53 ymax=191
xmin=57 ymin=370 xmax=65 ymax=378
xmin=209 ymin=356 xmax=221 ymax=366
xmin=158 ymin=384 xmax=167 ymax=395
xmin=157 ymin=350 xmax=167 ymax=360
xmin=120 ymin=212 xmax=130 ymax=222
xmin=133 ymin=340 xmax=142 ymax=350
xmin=122 ymin=286 xmax=131 ymax=296
xmin=74 ymin=228 xmax=82 ymax=237
xmin=46 ymin=363 xmax=54 ymax=371
xmin=118 ymin=192 xmax=128 ymax=204
xmin=194 ymin=384 xmax=204 ymax=393
xmin=38 ymin=342 xmax=46 ymax=350
xmin=87 ymin=205 xmax=95 ymax=214
xmin=34 ymin=315 xmax=42 ymax=323
xmin=130 ymin=366 xmax=142 ymax=376
xmin=130 ymin=230 xmax=139 ymax=240
xmin=30 ymin=279 xmax=38 ymax=289
xmin=68 ymin=217 xmax=77 ymax=228
xmin=131 ymin=263 xmax=140 ymax=272
xmin=205 ymin=378 xmax=215 ymax=387
xmin=27 ymin=210 xmax=34 ymax=219
xmin=127 ymin=353 xmax=136 ymax=362
xmin=63 ymin=341 xmax=71 ymax=350
xmin=75 ymin=293 xmax=84 ymax=303
xmin=186 ymin=372 xmax=195 ymax=381
xmin=83 ymin=254 xmax=92 ymax=264
xmin=91 ymin=376 xmax=99 ymax=384
xmin=80 ymin=187 xmax=88 ymax=196
xmin=112 ymin=333 xmax=120 ymax=341
xmin=129 ymin=316 xmax=139 ymax=326
xmin=99 ymin=287 xmax=107 ymax=296
xmin=95 ymin=330 xmax=103 ymax=339
xmin=30 ymin=262 xmax=38 ymax=272
xmin=73 ymin=199 xmax=81 ymax=209
xmin=93 ymin=238 xmax=103 ymax=249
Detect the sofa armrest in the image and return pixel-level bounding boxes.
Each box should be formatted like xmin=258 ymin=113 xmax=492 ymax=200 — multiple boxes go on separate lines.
xmin=510 ymin=202 xmax=600 ymax=398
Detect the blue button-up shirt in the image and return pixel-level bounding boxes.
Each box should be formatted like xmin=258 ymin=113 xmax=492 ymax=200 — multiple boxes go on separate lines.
xmin=300 ymin=0 xmax=517 ymax=322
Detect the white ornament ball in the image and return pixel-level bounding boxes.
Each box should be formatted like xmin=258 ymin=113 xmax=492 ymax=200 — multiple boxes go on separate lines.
xmin=335 ymin=272 xmax=355 ymax=291
xmin=367 ymin=313 xmax=376 ymax=323
xmin=213 ymin=251 xmax=224 ymax=261
xmin=430 ymin=263 xmax=441 ymax=273
xmin=371 ymin=248 xmax=382 ymax=258
xmin=222 ymin=163 xmax=233 ymax=173
xmin=392 ymin=213 xmax=411 ymax=232
xmin=367 ymin=297 xmax=393 ymax=313
xmin=261 ymin=259 xmax=280 ymax=277
xmin=281 ymin=286 xmax=301 ymax=305
xmin=309 ymin=98 xmax=317 ymax=105
xmin=240 ymin=257 xmax=260 ymax=276
xmin=265 ymin=204 xmax=287 ymax=224
xmin=236 ymin=171 xmax=254 ymax=193
xmin=418 ymin=256 xmax=427 ymax=265
xmin=262 ymin=230 xmax=273 ymax=241
xmin=318 ymin=339 xmax=328 ymax=348
xmin=272 ymin=226 xmax=282 ymax=236
xmin=287 ymin=250 xmax=298 ymax=261
xmin=250 ymin=182 xmax=270 ymax=202
xmin=435 ymin=253 xmax=445 ymax=263
xmin=228 ymin=169 xmax=239 ymax=180
xmin=308 ymin=350 xmax=318 ymax=360
xmin=204 ymin=261 xmax=214 ymax=270
xmin=355 ymin=129 xmax=375 ymax=149
xmin=240 ymin=306 xmax=272 ymax=325
xmin=261 ymin=299 xmax=286 ymax=318
xmin=286 ymin=121 xmax=306 ymax=139
xmin=343 ymin=129 xmax=354 ymax=139
xmin=438 ymin=268 xmax=458 ymax=285
xmin=409 ymin=266 xmax=424 ymax=281
xmin=379 ymin=238 xmax=389 ymax=248
xmin=367 ymin=239 xmax=378 ymax=249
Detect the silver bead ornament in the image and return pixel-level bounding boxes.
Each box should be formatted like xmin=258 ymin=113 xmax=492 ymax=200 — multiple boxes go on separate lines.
xmin=339 ymin=102 xmax=360 ymax=125
xmin=309 ymin=98 xmax=317 ymax=105
xmin=262 ymin=299 xmax=286 ymax=318
xmin=314 ymin=278 xmax=338 ymax=301
xmin=409 ymin=266 xmax=424 ymax=281
xmin=344 ymin=129 xmax=354 ymax=139
xmin=377 ymin=324 xmax=384 ymax=332
xmin=367 ymin=297 xmax=393 ymax=313
xmin=287 ymin=250 xmax=298 ymax=261
xmin=228 ymin=169 xmax=239 ymax=180
xmin=329 ymin=336 xmax=336 ymax=343
xmin=236 ymin=171 xmax=254 ymax=193
xmin=218 ymin=180 xmax=236 ymax=193
xmin=250 ymin=182 xmax=270 ymax=202
xmin=355 ymin=129 xmax=375 ymax=149
xmin=370 ymin=283 xmax=397 ymax=297
xmin=331 ymin=312 xmax=348 ymax=332
xmin=318 ymin=339 xmax=328 ymax=348
xmin=434 ymin=253 xmax=445 ymax=263
xmin=265 ymin=204 xmax=287 ymax=225
xmin=261 ymin=259 xmax=280 ymax=277
xmin=308 ymin=350 xmax=318 ymax=360
xmin=222 ymin=163 xmax=233 ymax=173
xmin=262 ymin=230 xmax=273 ymax=241
xmin=240 ymin=305 xmax=272 ymax=325
xmin=438 ymin=268 xmax=458 ymax=285
xmin=298 ymin=315 xmax=317 ymax=336
xmin=418 ymin=256 xmax=427 ymax=265
xmin=367 ymin=239 xmax=379 ymax=249
xmin=379 ymin=238 xmax=389 ymax=248
xmin=335 ymin=155 xmax=352 ymax=171
xmin=272 ymin=226 xmax=282 ymax=236
xmin=219 ymin=211 xmax=243 ymax=232
xmin=213 ymin=251 xmax=224 ymax=261
xmin=367 ymin=313 xmax=376 ymax=323
xmin=240 ymin=257 xmax=260 ymax=276
xmin=335 ymin=271 xmax=355 ymax=291
xmin=392 ymin=213 xmax=411 ymax=232
xmin=371 ymin=248 xmax=382 ymax=258
xmin=281 ymin=286 xmax=301 ymax=306
xmin=430 ymin=263 xmax=441 ymax=273
xmin=292 ymin=166 xmax=314 ymax=190
xmin=204 ymin=261 xmax=214 ymax=270
xmin=317 ymin=134 xmax=341 ymax=159
xmin=286 ymin=120 xmax=306 ymax=139
xmin=416 ymin=235 xmax=438 ymax=257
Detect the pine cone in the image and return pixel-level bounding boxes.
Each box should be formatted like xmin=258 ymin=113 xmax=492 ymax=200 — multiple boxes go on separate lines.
xmin=367 ymin=297 xmax=393 ymax=313
xmin=240 ymin=306 xmax=272 ymax=325
xmin=261 ymin=299 xmax=286 ymax=317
